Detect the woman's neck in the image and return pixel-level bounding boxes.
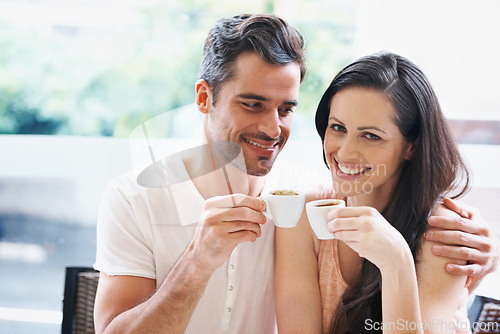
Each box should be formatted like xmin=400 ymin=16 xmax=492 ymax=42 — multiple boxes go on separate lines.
xmin=347 ymin=192 xmax=389 ymax=212
xmin=346 ymin=176 xmax=398 ymax=212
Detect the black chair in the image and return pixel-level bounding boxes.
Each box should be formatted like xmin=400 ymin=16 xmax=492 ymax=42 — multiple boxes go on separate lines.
xmin=468 ymin=295 xmax=500 ymax=333
xmin=62 ymin=267 xmax=100 ymax=334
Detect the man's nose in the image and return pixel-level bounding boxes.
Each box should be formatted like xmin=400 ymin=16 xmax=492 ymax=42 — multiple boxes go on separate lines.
xmin=257 ymin=110 xmax=281 ymax=139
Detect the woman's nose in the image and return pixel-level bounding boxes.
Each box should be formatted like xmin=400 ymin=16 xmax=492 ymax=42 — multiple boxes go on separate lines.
xmin=337 ymin=135 xmax=360 ymax=161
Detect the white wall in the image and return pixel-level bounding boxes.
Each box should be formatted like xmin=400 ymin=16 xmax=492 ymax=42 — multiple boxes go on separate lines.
xmin=354 ymin=0 xmax=500 ymax=121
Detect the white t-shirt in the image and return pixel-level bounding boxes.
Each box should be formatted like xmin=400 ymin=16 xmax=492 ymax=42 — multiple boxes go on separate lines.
xmin=94 ymin=158 xmax=277 ymax=334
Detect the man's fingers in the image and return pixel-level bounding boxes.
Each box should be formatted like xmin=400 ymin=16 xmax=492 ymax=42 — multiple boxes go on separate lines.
xmin=441 ymin=197 xmax=468 ymax=219
xmin=427 ymin=216 xmax=483 ymax=235
xmin=209 ymin=193 xmax=266 ymax=211
xmin=228 ymin=229 xmax=260 ymax=244
xmin=425 ymin=229 xmax=486 ymax=249
xmin=431 ymin=244 xmax=485 ymax=263
xmin=216 ymin=206 xmax=267 ymax=224
xmin=445 ymin=263 xmax=485 ymax=277
xmin=228 ymin=221 xmax=263 ymax=237
xmin=204 ymin=194 xmax=267 ymax=227
xmin=442 ymin=197 xmax=473 ymax=219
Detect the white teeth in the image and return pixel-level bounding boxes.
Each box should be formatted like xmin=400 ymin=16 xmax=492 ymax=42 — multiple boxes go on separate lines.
xmin=337 ymin=162 xmax=367 ymax=175
xmin=244 ymin=138 xmax=275 ymax=149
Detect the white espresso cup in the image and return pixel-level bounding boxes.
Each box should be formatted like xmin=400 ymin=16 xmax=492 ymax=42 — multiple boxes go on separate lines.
xmin=306 ymin=199 xmax=346 ymax=239
xmin=259 ymin=189 xmax=305 ymax=228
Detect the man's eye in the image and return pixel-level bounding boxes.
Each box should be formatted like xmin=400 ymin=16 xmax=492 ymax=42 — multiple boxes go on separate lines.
xmin=242 ymin=102 xmax=260 ymax=108
xmin=278 ymin=107 xmax=294 ymax=115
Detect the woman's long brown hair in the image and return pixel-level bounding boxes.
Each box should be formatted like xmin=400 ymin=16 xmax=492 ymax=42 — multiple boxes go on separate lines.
xmin=314 ymin=52 xmax=470 ymax=333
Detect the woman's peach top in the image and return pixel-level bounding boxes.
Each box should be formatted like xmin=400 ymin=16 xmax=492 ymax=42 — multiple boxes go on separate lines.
xmin=317 ymin=239 xmax=348 ymax=334
xmin=317 ymin=239 xmax=471 ymax=334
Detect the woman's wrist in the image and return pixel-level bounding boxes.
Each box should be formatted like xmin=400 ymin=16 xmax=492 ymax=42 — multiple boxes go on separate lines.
xmin=379 ymin=242 xmax=415 ymax=277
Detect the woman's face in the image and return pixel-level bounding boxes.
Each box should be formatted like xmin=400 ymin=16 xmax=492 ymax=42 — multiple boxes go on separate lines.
xmin=324 ymin=86 xmax=414 ymax=198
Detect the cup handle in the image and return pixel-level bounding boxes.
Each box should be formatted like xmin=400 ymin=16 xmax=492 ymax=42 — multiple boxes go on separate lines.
xmin=257 ymin=196 xmax=271 ymax=219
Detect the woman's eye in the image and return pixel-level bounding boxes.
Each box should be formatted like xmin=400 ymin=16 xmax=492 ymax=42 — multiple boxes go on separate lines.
xmin=329 ymin=124 xmax=346 ymax=133
xmin=363 ymin=132 xmax=381 ymax=140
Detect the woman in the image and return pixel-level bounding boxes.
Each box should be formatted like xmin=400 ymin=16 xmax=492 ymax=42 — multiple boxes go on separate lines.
xmin=275 ymin=52 xmax=471 ymax=333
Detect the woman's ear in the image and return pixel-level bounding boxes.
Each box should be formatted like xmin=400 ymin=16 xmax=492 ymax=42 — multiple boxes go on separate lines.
xmin=195 ymin=79 xmax=212 ymax=114
xmin=404 ymin=139 xmax=418 ymax=160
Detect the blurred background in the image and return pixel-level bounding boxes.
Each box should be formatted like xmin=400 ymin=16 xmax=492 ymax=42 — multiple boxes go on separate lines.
xmin=1 ymin=0 xmax=499 ymax=332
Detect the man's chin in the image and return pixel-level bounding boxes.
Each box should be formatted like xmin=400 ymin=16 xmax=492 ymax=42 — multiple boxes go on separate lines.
xmin=247 ymin=169 xmax=269 ymax=177
xmin=245 ymin=158 xmax=276 ymax=176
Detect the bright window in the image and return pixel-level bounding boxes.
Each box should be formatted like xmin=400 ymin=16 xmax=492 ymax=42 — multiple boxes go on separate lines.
xmin=1 ymin=1 xmax=499 ymax=333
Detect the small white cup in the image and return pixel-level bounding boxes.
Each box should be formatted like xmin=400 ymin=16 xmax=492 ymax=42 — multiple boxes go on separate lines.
xmin=259 ymin=190 xmax=305 ymax=228
xmin=306 ymin=199 xmax=345 ymax=239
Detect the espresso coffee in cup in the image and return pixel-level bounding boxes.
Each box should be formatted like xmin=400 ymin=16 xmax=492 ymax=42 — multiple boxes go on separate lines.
xmin=314 ymin=202 xmax=337 ymax=207
xmin=259 ymin=190 xmax=305 ymax=228
xmin=272 ymin=190 xmax=299 ymax=196
xmin=306 ymin=199 xmax=345 ymax=239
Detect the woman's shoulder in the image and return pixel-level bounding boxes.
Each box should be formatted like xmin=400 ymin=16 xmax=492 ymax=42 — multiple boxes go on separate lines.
xmin=304 ymin=184 xmax=339 ymax=203
xmin=418 ymin=200 xmax=467 ymax=269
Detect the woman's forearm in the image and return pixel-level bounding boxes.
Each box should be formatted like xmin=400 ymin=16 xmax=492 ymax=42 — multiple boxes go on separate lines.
xmin=379 ymin=247 xmax=423 ymax=334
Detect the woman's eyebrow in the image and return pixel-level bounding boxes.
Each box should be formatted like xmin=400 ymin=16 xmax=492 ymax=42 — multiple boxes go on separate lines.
xmin=328 ymin=116 xmax=344 ymax=125
xmin=357 ymin=126 xmax=387 ymax=134
xmin=328 ymin=117 xmax=387 ymax=134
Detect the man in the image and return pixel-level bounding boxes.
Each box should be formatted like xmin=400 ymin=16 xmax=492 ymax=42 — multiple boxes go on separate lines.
xmin=93 ymin=14 xmax=498 ymax=334
xmin=94 ymin=14 xmax=305 ymax=334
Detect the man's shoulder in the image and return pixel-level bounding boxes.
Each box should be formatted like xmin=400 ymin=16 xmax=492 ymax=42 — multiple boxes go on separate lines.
xmin=106 ymin=169 xmax=143 ymax=193
xmin=104 ymin=167 xmax=168 ymax=202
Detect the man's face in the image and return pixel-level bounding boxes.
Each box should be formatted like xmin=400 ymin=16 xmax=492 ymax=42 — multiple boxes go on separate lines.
xmin=201 ymin=52 xmax=301 ymax=176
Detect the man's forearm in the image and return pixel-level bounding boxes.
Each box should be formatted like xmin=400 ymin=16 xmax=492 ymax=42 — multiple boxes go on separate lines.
xmin=102 ymin=248 xmax=213 ymax=334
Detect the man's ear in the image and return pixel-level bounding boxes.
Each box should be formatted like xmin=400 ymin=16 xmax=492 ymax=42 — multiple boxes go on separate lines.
xmin=195 ymin=79 xmax=212 ymax=115
xmin=404 ymin=139 xmax=418 ymax=160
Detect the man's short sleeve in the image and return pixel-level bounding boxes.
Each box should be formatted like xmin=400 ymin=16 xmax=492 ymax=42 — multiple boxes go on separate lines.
xmin=94 ymin=178 xmax=155 ymax=279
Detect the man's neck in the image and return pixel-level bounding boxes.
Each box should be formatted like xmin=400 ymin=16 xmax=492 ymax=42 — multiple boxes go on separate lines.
xmin=183 ymin=147 xmax=266 ymax=200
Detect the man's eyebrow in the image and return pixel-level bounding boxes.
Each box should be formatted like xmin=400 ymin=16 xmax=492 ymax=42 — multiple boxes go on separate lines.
xmin=283 ymin=100 xmax=298 ymax=106
xmin=237 ymin=94 xmax=298 ymax=106
xmin=237 ymin=94 xmax=267 ymax=101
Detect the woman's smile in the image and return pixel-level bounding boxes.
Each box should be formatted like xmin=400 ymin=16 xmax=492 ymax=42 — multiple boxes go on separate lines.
xmin=335 ymin=159 xmax=372 ymax=176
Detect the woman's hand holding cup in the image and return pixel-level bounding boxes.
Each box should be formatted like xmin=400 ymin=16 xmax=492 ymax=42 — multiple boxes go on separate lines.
xmin=306 ymin=199 xmax=346 ymax=239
